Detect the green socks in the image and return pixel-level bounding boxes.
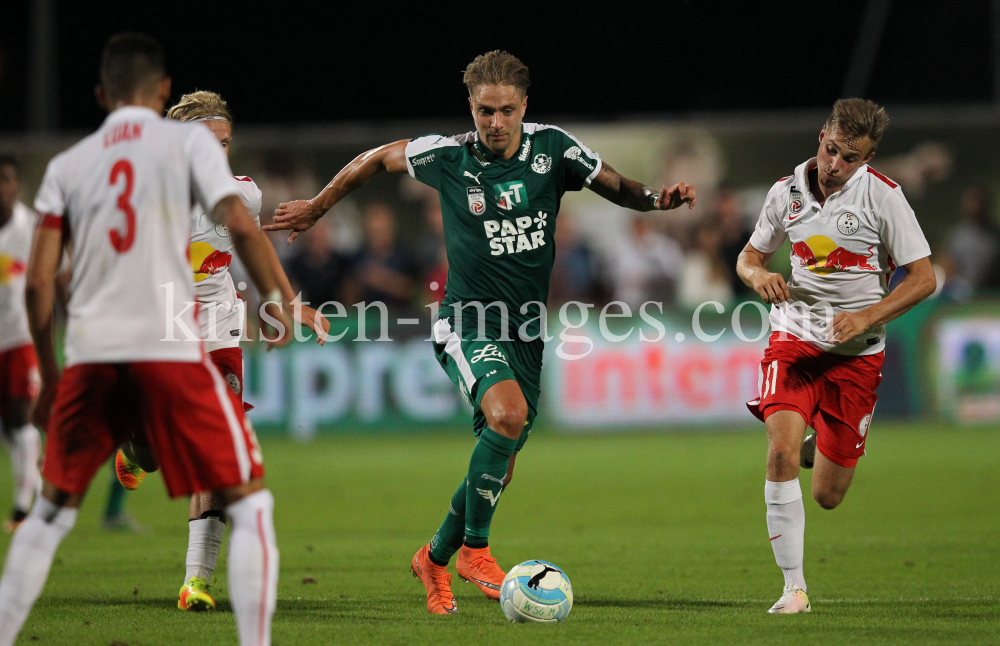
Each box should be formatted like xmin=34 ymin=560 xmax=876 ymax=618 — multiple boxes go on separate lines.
xmin=429 ymin=480 xmax=467 ymax=565
xmin=464 ymin=428 xmax=518 ymax=548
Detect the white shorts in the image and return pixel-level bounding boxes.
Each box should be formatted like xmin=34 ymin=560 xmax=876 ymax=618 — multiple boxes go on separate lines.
xmin=199 ymin=298 xmax=246 ymax=353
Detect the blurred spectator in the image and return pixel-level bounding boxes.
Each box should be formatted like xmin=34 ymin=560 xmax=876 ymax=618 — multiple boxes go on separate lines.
xmin=942 ymin=186 xmax=1000 ymax=298
xmin=611 ymin=215 xmax=684 ymax=309
xmin=678 ymin=219 xmax=735 ymax=309
xmin=414 ymin=198 xmax=448 ymax=303
xmin=876 ymin=141 xmax=953 ymax=199
xmin=285 ymin=217 xmax=355 ymax=307
xmin=549 ymin=212 xmax=597 ymax=305
xmin=354 ymin=202 xmax=417 ymax=311
xmin=714 ymin=188 xmax=755 ymax=297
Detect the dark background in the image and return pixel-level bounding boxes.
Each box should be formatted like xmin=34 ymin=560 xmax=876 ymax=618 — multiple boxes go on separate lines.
xmin=0 ymin=1 xmax=992 ymax=131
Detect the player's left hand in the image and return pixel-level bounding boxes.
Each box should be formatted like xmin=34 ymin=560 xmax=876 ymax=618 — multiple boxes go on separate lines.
xmin=655 ymin=183 xmax=697 ymax=210
xmin=293 ymin=304 xmax=332 ymax=345
xmin=260 ymin=301 xmax=295 ymax=350
xmin=30 ymin=380 xmax=58 ymax=430
xmin=829 ymin=310 xmax=871 ymax=344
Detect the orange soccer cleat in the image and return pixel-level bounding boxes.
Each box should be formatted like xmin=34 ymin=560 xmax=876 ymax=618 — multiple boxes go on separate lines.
xmin=456 ymin=545 xmax=505 ymax=600
xmin=115 ymin=449 xmax=145 ymax=490
xmin=410 ymin=544 xmax=458 ymax=615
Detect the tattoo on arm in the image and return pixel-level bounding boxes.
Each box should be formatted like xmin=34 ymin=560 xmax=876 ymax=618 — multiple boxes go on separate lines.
xmin=591 ymin=163 xmax=655 ymax=212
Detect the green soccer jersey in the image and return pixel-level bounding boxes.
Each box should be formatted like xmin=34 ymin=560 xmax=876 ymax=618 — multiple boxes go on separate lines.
xmin=405 ymin=123 xmax=602 ymax=337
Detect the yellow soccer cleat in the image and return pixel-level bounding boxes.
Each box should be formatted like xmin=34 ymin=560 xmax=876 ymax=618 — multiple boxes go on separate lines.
xmin=115 ymin=449 xmax=145 ymax=491
xmin=178 ymin=576 xmax=216 ymax=611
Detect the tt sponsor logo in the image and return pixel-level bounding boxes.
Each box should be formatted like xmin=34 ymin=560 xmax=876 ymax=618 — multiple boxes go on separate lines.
xmin=495 ymin=181 xmax=528 ymax=211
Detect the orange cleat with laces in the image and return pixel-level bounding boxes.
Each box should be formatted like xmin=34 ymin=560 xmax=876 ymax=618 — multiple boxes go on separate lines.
xmin=410 ymin=544 xmax=458 ymax=615
xmin=456 ymin=545 xmax=505 ymax=600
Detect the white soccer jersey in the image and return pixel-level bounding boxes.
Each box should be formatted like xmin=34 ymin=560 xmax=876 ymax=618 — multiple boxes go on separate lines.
xmin=33 ymin=106 xmax=239 ymax=366
xmin=0 ymin=202 xmax=38 ymax=353
xmin=749 ymin=158 xmax=931 ymax=356
xmin=190 ymin=175 xmax=261 ymax=351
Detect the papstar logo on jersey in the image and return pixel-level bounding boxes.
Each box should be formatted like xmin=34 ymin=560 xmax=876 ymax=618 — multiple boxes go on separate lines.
xmin=495 ymin=181 xmax=529 ymax=211
xmin=467 ymin=187 xmax=486 ymax=215
xmin=483 ymin=214 xmax=547 ymax=256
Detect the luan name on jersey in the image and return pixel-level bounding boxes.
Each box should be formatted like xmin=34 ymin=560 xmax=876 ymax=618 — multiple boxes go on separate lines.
xmin=405 ymin=123 xmax=601 ymax=337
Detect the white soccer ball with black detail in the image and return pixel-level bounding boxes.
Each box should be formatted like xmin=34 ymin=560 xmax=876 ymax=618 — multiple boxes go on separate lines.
xmin=499 ymin=560 xmax=573 ymax=623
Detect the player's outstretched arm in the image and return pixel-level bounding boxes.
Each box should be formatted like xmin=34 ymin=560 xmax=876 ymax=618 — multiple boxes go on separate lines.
xmin=25 ymin=225 xmax=63 ymax=429
xmin=737 ymin=242 xmax=790 ymax=305
xmin=588 ymin=162 xmax=696 ymax=212
xmin=830 ymin=256 xmax=936 ymax=344
xmin=264 ymin=140 xmax=410 ymax=243
xmin=216 ymin=195 xmax=294 ymax=348
xmin=258 ymin=230 xmax=331 ymax=344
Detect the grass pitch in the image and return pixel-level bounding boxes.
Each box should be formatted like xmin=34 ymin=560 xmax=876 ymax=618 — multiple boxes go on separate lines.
xmin=0 ymin=422 xmax=998 ymax=645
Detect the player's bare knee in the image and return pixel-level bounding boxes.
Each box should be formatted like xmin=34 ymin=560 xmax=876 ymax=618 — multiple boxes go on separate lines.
xmin=813 ymin=488 xmax=844 ymax=510
xmin=485 ymin=402 xmax=527 ymax=439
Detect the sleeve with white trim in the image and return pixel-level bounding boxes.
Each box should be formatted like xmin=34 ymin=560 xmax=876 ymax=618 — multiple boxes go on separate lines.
xmin=877 ymin=188 xmax=931 ymax=266
xmin=551 ymin=127 xmax=602 ymax=191
xmin=187 ymin=125 xmax=239 ymax=223
xmin=748 ymin=181 xmax=789 ymax=254
xmin=405 ymin=134 xmax=460 ymax=190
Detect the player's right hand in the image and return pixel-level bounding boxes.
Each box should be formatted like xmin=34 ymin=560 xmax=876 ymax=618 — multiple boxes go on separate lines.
xmin=260 ymin=301 xmax=295 ymax=349
xmin=751 ymin=270 xmax=791 ymax=304
xmin=264 ymin=199 xmax=324 ymax=243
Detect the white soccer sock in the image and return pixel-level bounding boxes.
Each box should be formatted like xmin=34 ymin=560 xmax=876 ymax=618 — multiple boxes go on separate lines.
xmin=185 ymin=517 xmax=227 ymax=582
xmin=0 ymin=497 xmax=78 ymax=646
xmin=765 ymin=479 xmax=806 ymax=592
xmin=226 ymin=490 xmax=279 ymax=646
xmin=6 ymin=425 xmax=42 ymax=513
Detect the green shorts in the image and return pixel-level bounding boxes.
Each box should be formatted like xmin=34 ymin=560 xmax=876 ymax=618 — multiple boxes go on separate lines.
xmin=432 ymin=316 xmax=542 ymax=452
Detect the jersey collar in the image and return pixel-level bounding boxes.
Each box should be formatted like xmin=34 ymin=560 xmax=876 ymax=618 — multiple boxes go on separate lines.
xmin=794 ymin=157 xmax=868 ymax=207
xmin=473 ymin=125 xmax=528 ymax=164
xmin=103 ymin=105 xmax=161 ymax=125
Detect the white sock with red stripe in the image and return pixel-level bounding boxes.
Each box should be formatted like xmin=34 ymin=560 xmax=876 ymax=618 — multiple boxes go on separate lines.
xmin=765 ymin=479 xmax=806 ymax=592
xmin=0 ymin=497 xmax=78 ymax=646
xmin=3 ymin=425 xmax=42 ymax=515
xmin=226 ymin=490 xmax=278 ymax=646
xmin=185 ymin=517 xmax=226 ymax=582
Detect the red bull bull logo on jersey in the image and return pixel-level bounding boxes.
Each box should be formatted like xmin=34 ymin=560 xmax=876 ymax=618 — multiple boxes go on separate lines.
xmin=790 ymin=235 xmax=879 ymax=274
xmin=0 ymin=255 xmax=26 ymax=285
xmin=189 ymin=241 xmax=233 ymax=282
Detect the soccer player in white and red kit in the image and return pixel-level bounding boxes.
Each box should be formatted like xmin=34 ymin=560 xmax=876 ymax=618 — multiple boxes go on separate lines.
xmin=738 ymin=99 xmax=937 ymax=614
xmin=0 ymin=156 xmax=42 ymax=534
xmin=0 ymin=33 xmax=292 ymax=646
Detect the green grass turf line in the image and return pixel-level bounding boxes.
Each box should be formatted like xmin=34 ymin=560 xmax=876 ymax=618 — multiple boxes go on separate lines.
xmin=0 ymin=422 xmax=997 ymax=645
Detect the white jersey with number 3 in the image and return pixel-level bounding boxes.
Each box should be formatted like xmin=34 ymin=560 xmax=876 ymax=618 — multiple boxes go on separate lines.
xmin=33 ymin=106 xmax=239 ymax=366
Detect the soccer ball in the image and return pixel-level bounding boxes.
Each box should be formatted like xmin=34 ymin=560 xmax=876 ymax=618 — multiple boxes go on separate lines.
xmin=499 ymin=560 xmax=573 ymax=623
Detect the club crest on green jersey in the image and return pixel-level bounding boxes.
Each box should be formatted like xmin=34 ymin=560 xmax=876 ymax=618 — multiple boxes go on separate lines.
xmin=467 ymin=187 xmax=486 ymax=216
xmin=495 ymin=180 xmax=529 ymax=211
xmin=531 ymin=154 xmax=552 ymax=174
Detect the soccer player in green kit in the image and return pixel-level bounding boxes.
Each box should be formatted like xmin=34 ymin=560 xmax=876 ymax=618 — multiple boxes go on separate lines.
xmin=266 ymin=51 xmax=696 ymax=614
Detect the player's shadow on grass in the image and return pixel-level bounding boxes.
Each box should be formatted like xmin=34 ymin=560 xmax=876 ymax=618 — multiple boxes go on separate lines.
xmin=577 ymin=598 xmax=746 ymax=609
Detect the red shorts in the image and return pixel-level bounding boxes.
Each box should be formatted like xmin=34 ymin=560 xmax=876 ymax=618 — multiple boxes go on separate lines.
xmin=0 ymin=344 xmax=40 ymax=416
xmin=42 ymin=357 xmax=264 ymax=498
xmin=747 ymin=333 xmax=883 ymax=468
xmin=209 ymin=347 xmax=253 ymax=412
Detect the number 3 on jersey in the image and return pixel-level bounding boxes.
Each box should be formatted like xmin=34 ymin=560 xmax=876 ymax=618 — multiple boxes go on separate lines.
xmin=109 ymin=159 xmax=136 ymax=253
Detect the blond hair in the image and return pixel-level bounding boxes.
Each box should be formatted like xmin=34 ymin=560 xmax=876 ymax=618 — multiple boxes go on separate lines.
xmin=463 ymin=51 xmax=530 ymax=96
xmin=166 ymin=90 xmax=232 ymax=124
xmin=825 ymin=98 xmax=888 ymax=153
